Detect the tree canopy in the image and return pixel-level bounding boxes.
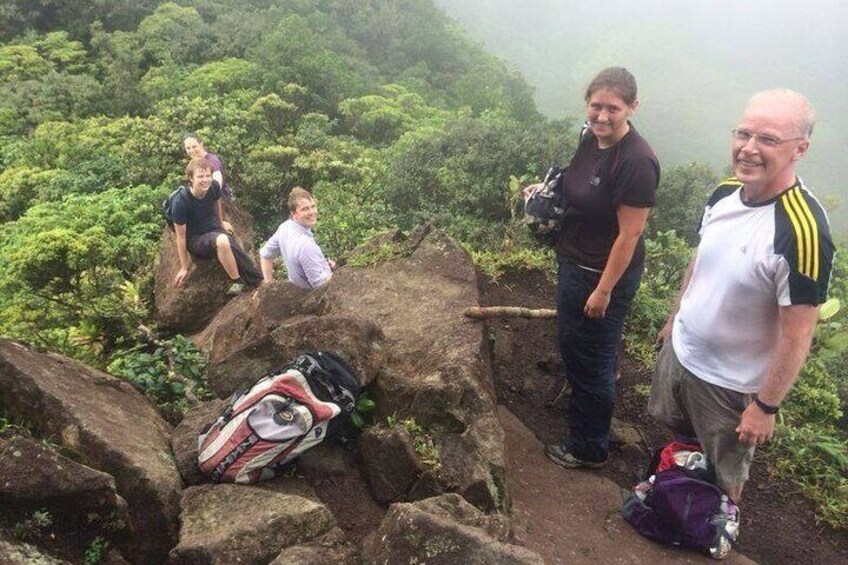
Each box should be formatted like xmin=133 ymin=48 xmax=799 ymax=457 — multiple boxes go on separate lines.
xmin=0 ymin=0 xmax=845 ymax=530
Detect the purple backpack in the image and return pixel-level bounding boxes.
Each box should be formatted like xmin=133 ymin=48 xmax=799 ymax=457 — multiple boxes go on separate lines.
xmin=622 ymin=466 xmax=739 ymax=559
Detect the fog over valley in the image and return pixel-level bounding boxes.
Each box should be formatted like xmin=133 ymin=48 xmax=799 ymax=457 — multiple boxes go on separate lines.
xmin=434 ymin=0 xmax=848 ymax=231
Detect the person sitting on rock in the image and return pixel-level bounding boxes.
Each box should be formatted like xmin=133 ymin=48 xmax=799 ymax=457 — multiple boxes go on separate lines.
xmin=183 ymin=133 xmax=233 ymax=200
xmin=259 ymin=187 xmax=335 ymax=289
xmin=172 ymin=158 xmax=262 ymax=294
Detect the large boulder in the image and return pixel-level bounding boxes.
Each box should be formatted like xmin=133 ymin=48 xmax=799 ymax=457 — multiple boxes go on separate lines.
xmin=269 ymin=527 xmax=358 ymax=565
xmin=191 ymin=281 xmax=325 ymax=363
xmin=206 ymin=314 xmax=385 ymax=398
xmin=168 ymin=480 xmax=335 ymax=564
xmin=0 ymin=340 xmax=181 ymax=564
xmin=0 ymin=433 xmax=129 ymax=545
xmin=358 ymin=425 xmax=437 ymax=504
xmin=0 ymin=530 xmax=71 ymax=564
xmin=154 ymin=199 xmax=257 ymax=334
xmin=361 ymin=494 xmax=543 ymax=564
xmin=324 ymin=226 xmax=508 ymax=511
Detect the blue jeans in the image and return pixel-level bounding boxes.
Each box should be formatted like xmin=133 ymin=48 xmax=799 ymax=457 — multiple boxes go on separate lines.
xmin=556 ymin=256 xmax=642 ymax=462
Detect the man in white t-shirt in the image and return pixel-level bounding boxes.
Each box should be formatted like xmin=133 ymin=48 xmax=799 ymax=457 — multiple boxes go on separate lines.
xmin=649 ymin=90 xmax=834 ymax=504
xmin=259 ymin=187 xmax=334 ymax=289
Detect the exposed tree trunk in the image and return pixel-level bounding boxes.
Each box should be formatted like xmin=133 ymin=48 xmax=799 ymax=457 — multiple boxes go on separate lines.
xmin=462 ymin=306 xmax=557 ymax=320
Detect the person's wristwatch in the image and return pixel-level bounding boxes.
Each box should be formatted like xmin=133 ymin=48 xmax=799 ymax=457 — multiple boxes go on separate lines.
xmin=754 ymin=397 xmax=780 ymax=415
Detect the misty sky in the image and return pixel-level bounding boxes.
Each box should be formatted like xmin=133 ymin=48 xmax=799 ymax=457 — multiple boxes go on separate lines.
xmin=434 ymin=0 xmax=848 ymax=229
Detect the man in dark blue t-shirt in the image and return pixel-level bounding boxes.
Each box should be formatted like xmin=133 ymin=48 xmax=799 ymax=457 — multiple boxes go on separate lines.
xmin=171 ymin=159 xmax=261 ymax=292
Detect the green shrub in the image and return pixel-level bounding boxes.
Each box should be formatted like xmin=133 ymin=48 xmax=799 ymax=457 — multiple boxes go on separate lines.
xmin=107 ymin=335 xmax=212 ymax=416
xmin=768 ymin=423 xmax=848 ymax=529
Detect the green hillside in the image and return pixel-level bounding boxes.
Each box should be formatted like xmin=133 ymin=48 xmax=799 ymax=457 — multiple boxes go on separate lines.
xmin=0 ymin=0 xmax=845 ymax=533
xmin=433 ymin=0 xmax=848 ymax=231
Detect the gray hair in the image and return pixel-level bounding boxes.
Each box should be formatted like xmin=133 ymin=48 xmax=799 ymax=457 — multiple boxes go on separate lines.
xmin=747 ymin=89 xmax=816 ymax=138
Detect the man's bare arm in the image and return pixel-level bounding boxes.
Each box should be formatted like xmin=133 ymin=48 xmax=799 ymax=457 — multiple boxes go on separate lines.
xmin=735 ymin=304 xmax=819 ymax=446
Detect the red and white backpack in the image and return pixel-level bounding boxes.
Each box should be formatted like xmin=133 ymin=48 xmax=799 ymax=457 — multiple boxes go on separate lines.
xmin=197 ymin=352 xmax=360 ymax=483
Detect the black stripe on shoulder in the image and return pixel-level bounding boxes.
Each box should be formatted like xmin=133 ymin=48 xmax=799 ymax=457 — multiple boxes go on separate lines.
xmin=706 ymin=177 xmax=743 ymax=208
xmin=774 ymin=184 xmax=835 ymax=304
xmin=694 ymin=178 xmax=742 ymax=236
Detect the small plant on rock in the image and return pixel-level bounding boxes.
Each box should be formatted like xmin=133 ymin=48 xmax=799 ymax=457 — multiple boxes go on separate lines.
xmin=83 ymin=536 xmax=108 ymax=565
xmin=349 ymin=391 xmax=377 ymax=429
xmin=12 ymin=509 xmax=52 ymax=541
xmin=386 ymin=414 xmax=442 ymax=473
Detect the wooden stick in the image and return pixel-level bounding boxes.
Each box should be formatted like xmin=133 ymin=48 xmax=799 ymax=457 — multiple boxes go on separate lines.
xmin=463 ymin=306 xmax=557 ymax=320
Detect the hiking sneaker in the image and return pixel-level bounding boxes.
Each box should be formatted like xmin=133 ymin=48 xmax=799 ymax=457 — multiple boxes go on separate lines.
xmin=545 ymin=444 xmax=607 ymax=469
xmin=709 ymin=499 xmax=740 ymax=560
xmin=227 ymin=281 xmax=245 ymax=295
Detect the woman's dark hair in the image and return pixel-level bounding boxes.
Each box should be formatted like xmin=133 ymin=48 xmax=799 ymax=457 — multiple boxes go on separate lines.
xmin=585 ymin=67 xmax=638 ymax=105
xmin=182 ymin=132 xmax=202 ymax=143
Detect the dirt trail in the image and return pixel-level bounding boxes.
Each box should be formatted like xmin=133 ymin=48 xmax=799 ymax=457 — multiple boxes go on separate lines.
xmin=499 ymin=406 xmax=755 ymax=564
xmin=484 ymin=268 xmax=848 ymax=565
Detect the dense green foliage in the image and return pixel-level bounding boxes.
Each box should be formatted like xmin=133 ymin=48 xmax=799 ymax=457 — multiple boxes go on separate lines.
xmin=0 ymin=0 xmax=845 ymax=530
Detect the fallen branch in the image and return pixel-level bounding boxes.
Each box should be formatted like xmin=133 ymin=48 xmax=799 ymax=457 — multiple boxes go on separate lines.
xmin=463 ymin=306 xmax=557 ymax=320
xmin=138 ymin=324 xmax=199 ymax=405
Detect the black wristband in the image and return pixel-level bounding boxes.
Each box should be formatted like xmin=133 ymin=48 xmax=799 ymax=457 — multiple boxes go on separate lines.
xmin=754 ymin=397 xmax=780 ymax=415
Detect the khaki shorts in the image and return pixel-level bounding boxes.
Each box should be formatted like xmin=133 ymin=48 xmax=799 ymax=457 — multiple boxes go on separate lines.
xmin=648 ymin=340 xmax=755 ymax=490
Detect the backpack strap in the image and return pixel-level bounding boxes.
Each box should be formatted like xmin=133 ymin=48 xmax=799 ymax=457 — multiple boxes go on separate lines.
xmin=290 ymin=353 xmax=357 ymax=413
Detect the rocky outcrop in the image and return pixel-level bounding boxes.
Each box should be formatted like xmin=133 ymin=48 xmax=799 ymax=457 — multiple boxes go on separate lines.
xmin=324 ymin=226 xmax=508 ymax=511
xmin=168 ymin=480 xmax=336 ymax=564
xmin=191 ymin=282 xmax=324 ymax=363
xmin=361 ymin=494 xmax=543 ymax=564
xmin=0 ymin=225 xmax=527 ymax=562
xmin=0 ymin=531 xmax=72 ymax=565
xmin=0 ymin=434 xmax=129 ymax=543
xmin=206 ymin=314 xmax=385 ymax=398
xmin=0 ymin=340 xmax=181 ymax=564
xmin=195 ymin=225 xmax=507 ymax=511
xmin=269 ymin=527 xmax=359 ymax=565
xmin=154 ymin=199 xmax=257 ymax=334
xmin=358 ymin=425 xmax=438 ymax=504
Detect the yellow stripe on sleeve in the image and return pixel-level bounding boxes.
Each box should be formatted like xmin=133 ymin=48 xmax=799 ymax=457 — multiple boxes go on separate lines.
xmin=782 ymin=188 xmax=820 ymax=280
xmin=792 ymin=188 xmax=820 ymax=280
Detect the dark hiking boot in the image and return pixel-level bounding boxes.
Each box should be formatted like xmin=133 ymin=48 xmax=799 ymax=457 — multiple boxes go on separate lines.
xmin=545 ymin=444 xmax=607 ymax=469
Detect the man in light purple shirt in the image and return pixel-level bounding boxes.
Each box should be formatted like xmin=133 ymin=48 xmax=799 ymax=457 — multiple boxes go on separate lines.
xmin=259 ymin=187 xmax=334 ymax=289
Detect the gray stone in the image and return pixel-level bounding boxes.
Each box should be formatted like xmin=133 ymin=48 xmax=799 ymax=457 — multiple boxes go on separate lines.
xmin=191 ymin=281 xmax=324 ymax=364
xmin=0 ymin=434 xmax=129 ymax=543
xmin=168 ymin=480 xmax=335 ymax=565
xmin=206 ymin=314 xmax=384 ymax=398
xmin=610 ymin=417 xmax=643 ymax=446
xmin=269 ymin=527 xmax=358 ymax=565
xmin=0 ymin=530 xmax=71 ymax=564
xmin=0 ymin=340 xmax=181 ymax=564
xmin=361 ymin=493 xmax=543 ymax=565
xmin=358 ymin=425 xmax=426 ymax=503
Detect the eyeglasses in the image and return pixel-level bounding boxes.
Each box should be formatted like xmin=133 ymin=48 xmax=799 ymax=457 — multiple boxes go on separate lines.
xmin=731 ymin=128 xmax=805 ymax=149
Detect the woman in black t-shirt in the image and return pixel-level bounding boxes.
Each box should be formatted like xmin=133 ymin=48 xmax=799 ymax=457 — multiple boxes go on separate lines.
xmin=532 ymin=67 xmax=660 ymax=469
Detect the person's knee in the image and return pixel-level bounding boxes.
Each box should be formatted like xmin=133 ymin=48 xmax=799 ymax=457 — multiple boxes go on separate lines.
xmin=215 ymin=233 xmax=232 ymax=252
